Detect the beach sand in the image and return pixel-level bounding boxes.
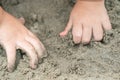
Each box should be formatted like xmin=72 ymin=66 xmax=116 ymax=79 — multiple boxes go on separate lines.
xmin=0 ymin=0 xmax=120 ymax=80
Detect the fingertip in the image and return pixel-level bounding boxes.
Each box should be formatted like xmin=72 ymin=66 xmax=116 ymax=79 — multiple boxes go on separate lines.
xmin=60 ymin=19 xmax=72 ymax=37
xmin=105 ymin=25 xmax=112 ymax=31
xmin=73 ymin=35 xmax=81 ymax=44
xmin=37 ymin=50 xmax=44 ymax=59
xmin=30 ymin=58 xmax=38 ymax=69
xmin=59 ymin=31 xmax=68 ymax=37
xmin=19 ymin=17 xmax=25 ymax=24
xmin=103 ymin=23 xmax=112 ymax=31
xmin=93 ymin=23 xmax=103 ymax=42
xmin=82 ymin=40 xmax=90 ymax=45
xmin=7 ymin=64 xmax=15 ymax=72
xmin=30 ymin=64 xmax=38 ymax=70
xmin=73 ymin=40 xmax=81 ymax=44
xmin=94 ymin=36 xmax=103 ymax=42
xmin=72 ymin=25 xmax=82 ymax=44
xmin=102 ymin=19 xmax=112 ymax=31
xmin=74 ymin=41 xmax=80 ymax=44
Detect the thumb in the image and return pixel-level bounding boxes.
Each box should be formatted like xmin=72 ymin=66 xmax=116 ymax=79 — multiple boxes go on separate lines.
xmin=59 ymin=18 xmax=72 ymax=37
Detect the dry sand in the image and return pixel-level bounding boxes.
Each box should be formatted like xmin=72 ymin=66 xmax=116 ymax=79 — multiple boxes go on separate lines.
xmin=0 ymin=0 xmax=120 ymax=80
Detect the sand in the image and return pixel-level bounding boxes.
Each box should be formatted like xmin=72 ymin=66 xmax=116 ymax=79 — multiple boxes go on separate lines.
xmin=0 ymin=0 xmax=120 ymax=80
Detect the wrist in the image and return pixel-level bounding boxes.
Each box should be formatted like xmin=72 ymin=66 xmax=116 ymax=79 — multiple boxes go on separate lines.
xmin=77 ymin=0 xmax=104 ymax=4
xmin=76 ymin=0 xmax=104 ymax=7
xmin=77 ymin=0 xmax=104 ymax=2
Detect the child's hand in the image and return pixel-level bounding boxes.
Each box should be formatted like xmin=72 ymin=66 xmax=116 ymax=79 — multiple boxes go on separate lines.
xmin=60 ymin=0 xmax=112 ymax=44
xmin=0 ymin=9 xmax=45 ymax=72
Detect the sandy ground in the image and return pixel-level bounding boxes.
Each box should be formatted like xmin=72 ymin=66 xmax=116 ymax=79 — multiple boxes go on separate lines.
xmin=0 ymin=0 xmax=120 ymax=80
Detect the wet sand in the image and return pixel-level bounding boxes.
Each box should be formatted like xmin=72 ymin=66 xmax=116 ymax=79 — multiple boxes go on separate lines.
xmin=0 ymin=0 xmax=120 ymax=80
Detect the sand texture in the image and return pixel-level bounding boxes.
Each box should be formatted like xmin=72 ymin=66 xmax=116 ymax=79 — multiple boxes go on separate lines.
xmin=0 ymin=0 xmax=120 ymax=80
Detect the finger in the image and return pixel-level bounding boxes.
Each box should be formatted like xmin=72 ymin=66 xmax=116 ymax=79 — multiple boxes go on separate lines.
xmin=93 ymin=23 xmax=103 ymax=41
xmin=4 ymin=44 xmax=16 ymax=72
xmin=18 ymin=17 xmax=25 ymax=24
xmin=25 ymin=35 xmax=45 ymax=60
xmin=28 ymin=31 xmax=45 ymax=51
xmin=17 ymin=40 xmax=38 ymax=69
xmin=72 ymin=23 xmax=82 ymax=44
xmin=59 ymin=19 xmax=72 ymax=37
xmin=82 ymin=24 xmax=92 ymax=44
xmin=102 ymin=18 xmax=112 ymax=30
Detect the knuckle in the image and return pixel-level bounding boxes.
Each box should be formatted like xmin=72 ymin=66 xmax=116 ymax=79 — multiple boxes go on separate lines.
xmin=29 ymin=46 xmax=34 ymax=51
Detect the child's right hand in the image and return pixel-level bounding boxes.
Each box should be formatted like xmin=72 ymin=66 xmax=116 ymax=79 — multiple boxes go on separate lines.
xmin=60 ymin=0 xmax=112 ymax=44
xmin=0 ymin=8 xmax=45 ymax=72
